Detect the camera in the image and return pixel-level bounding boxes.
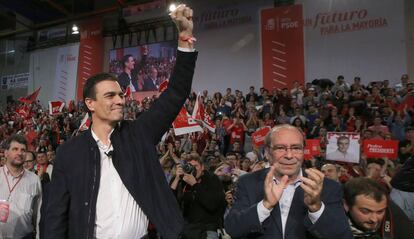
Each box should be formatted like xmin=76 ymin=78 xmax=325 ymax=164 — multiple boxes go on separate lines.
xmin=181 ymin=161 xmax=196 ymax=176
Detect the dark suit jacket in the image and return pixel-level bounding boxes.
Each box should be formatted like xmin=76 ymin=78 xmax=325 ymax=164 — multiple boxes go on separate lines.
xmin=143 ymin=77 xmax=159 ymax=91
xmin=118 ymin=72 xmax=138 ymax=91
xmin=42 ymin=51 xmax=198 ymax=239
xmin=224 ymin=168 xmax=353 ymax=239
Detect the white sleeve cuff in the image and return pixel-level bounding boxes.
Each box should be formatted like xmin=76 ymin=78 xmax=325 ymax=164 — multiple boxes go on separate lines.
xmin=177 ymin=47 xmax=195 ymax=52
xmin=257 ymin=200 xmax=273 ymax=223
xmin=308 ymin=202 xmax=325 ymax=224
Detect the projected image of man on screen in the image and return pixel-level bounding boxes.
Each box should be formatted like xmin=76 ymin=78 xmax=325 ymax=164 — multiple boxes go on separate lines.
xmin=326 ymin=135 xmax=358 ymax=163
xmin=118 ymin=54 xmax=139 ymax=92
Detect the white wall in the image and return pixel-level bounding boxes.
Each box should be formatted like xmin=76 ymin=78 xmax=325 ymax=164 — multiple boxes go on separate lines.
xmin=299 ymin=0 xmax=407 ymax=84
xmin=29 ymin=43 xmax=80 ymax=107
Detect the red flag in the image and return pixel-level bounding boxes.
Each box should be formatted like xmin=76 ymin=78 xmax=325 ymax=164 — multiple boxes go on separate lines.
xmin=68 ymin=100 xmax=75 ymax=113
xmin=15 ymin=105 xmax=30 ymax=119
xmin=252 ymin=127 xmax=271 ymax=147
xmin=18 ymin=87 xmax=41 ymax=104
xmin=124 ymin=85 xmax=132 ymax=100
xmin=159 ymin=80 xmax=169 ymax=93
xmin=78 ymin=113 xmax=91 ymax=132
xmin=26 ymin=130 xmax=37 ymax=150
xmin=192 ymin=93 xmax=216 ymax=132
xmin=192 ymin=93 xmax=203 ymax=121
xmin=49 ymin=101 xmax=65 ymax=115
xmin=172 ymin=107 xmax=202 ymax=135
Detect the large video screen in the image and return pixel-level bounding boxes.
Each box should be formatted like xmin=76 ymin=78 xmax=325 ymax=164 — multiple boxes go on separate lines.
xmin=109 ymin=41 xmax=177 ymax=94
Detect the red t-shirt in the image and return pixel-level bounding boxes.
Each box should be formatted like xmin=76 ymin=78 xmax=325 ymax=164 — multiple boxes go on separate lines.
xmin=228 ymin=124 xmax=245 ymax=145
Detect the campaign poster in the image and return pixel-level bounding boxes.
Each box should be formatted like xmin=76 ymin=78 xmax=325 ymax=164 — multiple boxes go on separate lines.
xmin=363 ymin=139 xmax=398 ymax=160
xmin=326 ymin=132 xmax=360 ymax=163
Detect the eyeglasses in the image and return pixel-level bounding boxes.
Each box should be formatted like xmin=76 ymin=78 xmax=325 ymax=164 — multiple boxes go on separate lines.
xmin=269 ymin=145 xmax=304 ymax=154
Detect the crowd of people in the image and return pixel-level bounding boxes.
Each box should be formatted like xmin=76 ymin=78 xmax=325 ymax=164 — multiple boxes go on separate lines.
xmin=1 ymin=72 xmax=413 ymax=238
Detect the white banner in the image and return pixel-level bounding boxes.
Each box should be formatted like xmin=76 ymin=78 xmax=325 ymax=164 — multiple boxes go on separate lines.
xmin=54 ymin=45 xmax=79 ymax=103
xmin=298 ymin=0 xmax=406 ymax=85
xmin=1 ymin=73 xmax=29 ymax=90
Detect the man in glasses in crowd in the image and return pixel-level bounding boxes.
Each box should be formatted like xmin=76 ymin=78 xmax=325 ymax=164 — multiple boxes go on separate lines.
xmin=225 ymin=124 xmax=352 ymax=238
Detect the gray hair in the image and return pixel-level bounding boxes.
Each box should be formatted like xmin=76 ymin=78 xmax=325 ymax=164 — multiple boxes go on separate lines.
xmin=264 ymin=124 xmax=305 ymax=149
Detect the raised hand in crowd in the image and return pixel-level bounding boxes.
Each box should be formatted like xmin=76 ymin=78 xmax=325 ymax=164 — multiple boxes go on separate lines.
xmin=170 ymin=4 xmax=194 ymax=48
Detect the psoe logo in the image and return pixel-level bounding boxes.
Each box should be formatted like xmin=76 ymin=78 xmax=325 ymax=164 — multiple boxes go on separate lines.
xmin=280 ymin=18 xmax=299 ymax=29
xmin=265 ymin=18 xmax=275 ymax=30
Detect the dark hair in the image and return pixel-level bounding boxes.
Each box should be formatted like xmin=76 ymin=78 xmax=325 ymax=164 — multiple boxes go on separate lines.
xmin=27 ymin=151 xmax=36 ymax=161
xmin=225 ymin=152 xmax=237 ymax=158
xmin=83 ymin=73 xmax=118 ymax=100
xmin=405 ymin=126 xmax=414 ymax=133
xmin=344 ymin=177 xmax=387 ymax=208
xmin=367 ymin=158 xmax=385 ymax=167
xmin=189 ymin=154 xmax=203 ymax=165
xmin=4 ymin=134 xmax=27 ymax=150
xmin=82 ymin=73 xmax=118 ymax=115
xmin=122 ymin=54 xmax=133 ymax=69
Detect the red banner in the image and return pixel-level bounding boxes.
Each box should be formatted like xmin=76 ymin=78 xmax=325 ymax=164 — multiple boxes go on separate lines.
xmin=49 ymin=101 xmax=65 ymax=115
xmin=78 ymin=113 xmax=91 ymax=132
xmin=363 ymin=140 xmax=398 ymax=160
xmin=304 ymin=139 xmax=321 ymax=160
xmin=76 ymin=17 xmax=104 ymax=100
xmin=192 ymin=93 xmax=216 ymax=132
xmin=172 ymin=107 xmax=203 ymax=136
xmin=261 ymin=5 xmax=305 ymax=90
xmin=252 ymin=127 xmax=271 ymax=147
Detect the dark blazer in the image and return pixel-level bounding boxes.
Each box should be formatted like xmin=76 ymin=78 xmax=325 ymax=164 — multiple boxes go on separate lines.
xmin=42 ymin=51 xmax=198 ymax=239
xmin=224 ymin=168 xmax=353 ymax=239
xmin=143 ymin=77 xmax=159 ymax=91
xmin=118 ymin=72 xmax=138 ymax=91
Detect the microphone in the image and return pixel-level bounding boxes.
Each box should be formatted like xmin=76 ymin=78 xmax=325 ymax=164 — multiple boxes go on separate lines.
xmin=105 ymin=150 xmax=113 ymax=157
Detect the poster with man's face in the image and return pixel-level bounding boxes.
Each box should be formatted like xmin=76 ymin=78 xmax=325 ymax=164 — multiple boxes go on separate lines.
xmin=326 ymin=132 xmax=360 ymax=163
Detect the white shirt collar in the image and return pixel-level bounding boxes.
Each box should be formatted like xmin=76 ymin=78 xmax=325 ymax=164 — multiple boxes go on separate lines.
xmin=91 ymin=128 xmax=114 ymax=151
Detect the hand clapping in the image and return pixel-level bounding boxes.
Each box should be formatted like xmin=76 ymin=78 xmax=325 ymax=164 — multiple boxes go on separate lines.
xmin=300 ymin=168 xmax=324 ymax=212
xmin=263 ymin=165 xmax=289 ymax=210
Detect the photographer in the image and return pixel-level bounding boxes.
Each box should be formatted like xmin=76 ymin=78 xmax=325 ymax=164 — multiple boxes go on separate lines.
xmin=170 ymin=156 xmax=226 ymax=239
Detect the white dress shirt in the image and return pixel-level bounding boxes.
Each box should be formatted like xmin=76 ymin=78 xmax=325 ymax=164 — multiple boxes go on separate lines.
xmin=326 ymin=149 xmax=358 ymax=162
xmin=92 ymin=130 xmax=148 ymax=239
xmin=0 ymin=166 xmax=42 ymax=239
xmin=257 ymin=170 xmax=325 ymax=238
